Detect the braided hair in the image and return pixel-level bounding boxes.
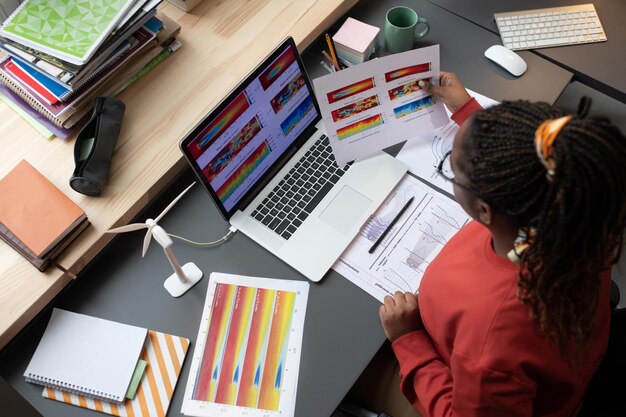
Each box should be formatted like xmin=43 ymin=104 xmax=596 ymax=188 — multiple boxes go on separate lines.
xmin=461 ymin=100 xmax=626 ymax=362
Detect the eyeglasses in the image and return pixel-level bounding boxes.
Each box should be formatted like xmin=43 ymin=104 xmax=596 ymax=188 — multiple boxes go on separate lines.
xmin=436 ymin=150 xmax=477 ymax=195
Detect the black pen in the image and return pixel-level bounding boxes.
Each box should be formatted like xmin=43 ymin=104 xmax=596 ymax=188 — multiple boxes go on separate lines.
xmin=368 ymin=196 xmax=414 ymax=254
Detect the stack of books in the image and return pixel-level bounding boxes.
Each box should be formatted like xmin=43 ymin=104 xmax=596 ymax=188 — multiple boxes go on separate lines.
xmin=0 ymin=160 xmax=89 ymax=272
xmin=0 ymin=0 xmax=181 ymax=139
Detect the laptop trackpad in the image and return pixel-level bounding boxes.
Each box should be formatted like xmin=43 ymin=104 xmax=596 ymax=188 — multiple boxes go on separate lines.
xmin=319 ymin=185 xmax=372 ymax=234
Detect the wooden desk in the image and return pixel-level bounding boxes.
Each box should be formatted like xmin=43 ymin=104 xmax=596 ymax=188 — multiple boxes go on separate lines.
xmin=0 ymin=0 xmax=357 ymax=351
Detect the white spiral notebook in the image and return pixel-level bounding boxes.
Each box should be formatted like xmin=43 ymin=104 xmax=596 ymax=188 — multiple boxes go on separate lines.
xmin=24 ymin=308 xmax=148 ymax=403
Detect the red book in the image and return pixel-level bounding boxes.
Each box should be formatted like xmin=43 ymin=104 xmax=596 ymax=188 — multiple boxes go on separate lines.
xmin=5 ymin=59 xmax=58 ymax=104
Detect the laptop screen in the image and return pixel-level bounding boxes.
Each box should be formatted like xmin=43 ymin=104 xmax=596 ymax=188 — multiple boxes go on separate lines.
xmin=180 ymin=37 xmax=321 ymax=219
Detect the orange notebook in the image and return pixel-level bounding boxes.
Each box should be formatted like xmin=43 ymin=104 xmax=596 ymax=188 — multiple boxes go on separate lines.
xmin=0 ymin=160 xmax=87 ymax=267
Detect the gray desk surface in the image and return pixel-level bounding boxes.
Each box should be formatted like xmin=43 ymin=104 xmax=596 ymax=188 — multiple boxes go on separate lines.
xmin=0 ymin=1 xmax=572 ymax=417
xmin=426 ymin=0 xmax=626 ymax=103
xmin=305 ymin=0 xmax=572 ymax=105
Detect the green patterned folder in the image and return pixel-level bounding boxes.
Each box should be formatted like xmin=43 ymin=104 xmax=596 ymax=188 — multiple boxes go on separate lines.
xmin=0 ymin=0 xmax=136 ymax=66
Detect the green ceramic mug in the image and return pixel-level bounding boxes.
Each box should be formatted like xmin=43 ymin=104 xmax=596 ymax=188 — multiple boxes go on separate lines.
xmin=384 ymin=6 xmax=430 ymax=54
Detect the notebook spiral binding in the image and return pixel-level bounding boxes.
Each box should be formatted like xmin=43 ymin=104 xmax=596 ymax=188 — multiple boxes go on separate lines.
xmin=25 ymin=373 xmax=122 ymax=402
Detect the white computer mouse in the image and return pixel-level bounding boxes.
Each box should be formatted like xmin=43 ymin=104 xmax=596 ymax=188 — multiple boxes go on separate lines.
xmin=484 ymin=45 xmax=527 ymax=77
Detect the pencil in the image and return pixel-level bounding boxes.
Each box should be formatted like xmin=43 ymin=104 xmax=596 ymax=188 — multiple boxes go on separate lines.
xmin=322 ymin=50 xmax=339 ymax=71
xmin=325 ymin=33 xmax=342 ymax=70
xmin=368 ymin=197 xmax=414 ymax=254
xmin=320 ymin=60 xmax=334 ymax=73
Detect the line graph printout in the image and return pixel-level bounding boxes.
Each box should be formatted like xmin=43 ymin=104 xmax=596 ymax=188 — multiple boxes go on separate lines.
xmin=395 ymin=89 xmax=499 ymax=193
xmin=182 ymin=273 xmax=309 ymax=417
xmin=333 ymin=175 xmax=470 ymax=302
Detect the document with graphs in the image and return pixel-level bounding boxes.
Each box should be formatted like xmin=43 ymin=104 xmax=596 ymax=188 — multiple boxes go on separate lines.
xmin=313 ymin=45 xmax=448 ymax=165
xmin=182 ymin=273 xmax=309 ymax=417
xmin=333 ymin=174 xmax=470 ymax=302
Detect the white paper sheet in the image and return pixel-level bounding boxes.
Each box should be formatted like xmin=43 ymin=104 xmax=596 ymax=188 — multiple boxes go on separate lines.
xmin=395 ymin=89 xmax=500 ymax=193
xmin=182 ymin=273 xmax=309 ymax=417
xmin=332 ymin=174 xmax=470 ymax=302
xmin=313 ymin=45 xmax=449 ymax=166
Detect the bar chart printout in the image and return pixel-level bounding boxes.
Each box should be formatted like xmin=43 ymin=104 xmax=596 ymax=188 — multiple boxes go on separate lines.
xmin=182 ymin=273 xmax=309 ymax=417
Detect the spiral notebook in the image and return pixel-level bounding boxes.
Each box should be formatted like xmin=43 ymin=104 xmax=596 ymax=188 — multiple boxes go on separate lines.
xmin=0 ymin=0 xmax=136 ymax=65
xmin=43 ymin=330 xmax=190 ymax=417
xmin=24 ymin=308 xmax=148 ymax=403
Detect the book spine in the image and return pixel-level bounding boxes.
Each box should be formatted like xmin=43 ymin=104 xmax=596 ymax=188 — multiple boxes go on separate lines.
xmin=60 ymin=27 xmax=156 ymax=104
xmin=0 ymin=221 xmax=48 ymax=271
xmin=0 ymin=42 xmax=73 ymax=88
xmin=0 ymin=69 xmax=64 ymax=127
xmin=0 ymin=83 xmax=73 ymax=139
xmin=0 ymin=34 xmax=81 ymax=74
xmin=5 ymin=59 xmax=59 ymax=104
xmin=114 ymin=39 xmax=181 ymax=96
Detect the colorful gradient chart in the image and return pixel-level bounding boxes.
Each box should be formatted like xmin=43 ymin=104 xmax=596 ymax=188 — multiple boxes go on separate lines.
xmin=393 ymin=95 xmax=435 ymax=119
xmin=260 ymin=47 xmax=296 ymax=90
xmin=384 ymin=62 xmax=431 ymax=82
xmin=189 ymin=92 xmax=251 ymax=158
xmin=337 ymin=113 xmax=383 ymax=140
xmin=326 ymin=77 xmax=375 ymax=104
xmin=280 ymin=95 xmax=314 ymax=136
xmin=216 ymin=142 xmax=270 ymax=203
xmin=388 ymin=80 xmax=423 ymax=101
xmin=203 ymin=116 xmax=263 ymax=182
xmin=183 ymin=273 xmax=309 ymax=417
xmin=271 ymin=74 xmax=305 ymax=113
xmin=331 ymin=95 xmax=380 ymax=122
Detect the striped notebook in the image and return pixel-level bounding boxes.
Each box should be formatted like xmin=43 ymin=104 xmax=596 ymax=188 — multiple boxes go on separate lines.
xmin=43 ymin=330 xmax=189 ymax=417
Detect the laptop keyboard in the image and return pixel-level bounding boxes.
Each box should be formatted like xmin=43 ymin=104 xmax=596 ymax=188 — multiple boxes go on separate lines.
xmin=250 ymin=135 xmax=352 ymax=240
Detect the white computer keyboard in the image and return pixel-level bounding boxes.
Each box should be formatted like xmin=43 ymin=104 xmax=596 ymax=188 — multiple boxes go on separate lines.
xmin=494 ymin=3 xmax=607 ymax=51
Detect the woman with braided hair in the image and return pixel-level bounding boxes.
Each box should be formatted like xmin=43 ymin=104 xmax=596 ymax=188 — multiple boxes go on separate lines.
xmin=377 ymin=72 xmax=626 ymax=417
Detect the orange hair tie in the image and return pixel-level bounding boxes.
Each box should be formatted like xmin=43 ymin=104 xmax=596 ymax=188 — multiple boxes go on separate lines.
xmin=534 ymin=115 xmax=573 ymax=178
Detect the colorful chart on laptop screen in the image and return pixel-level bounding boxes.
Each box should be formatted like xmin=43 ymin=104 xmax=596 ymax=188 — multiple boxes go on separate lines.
xmin=182 ymin=273 xmax=309 ymax=417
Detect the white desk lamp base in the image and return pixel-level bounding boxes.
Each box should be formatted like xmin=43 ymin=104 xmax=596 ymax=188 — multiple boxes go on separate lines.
xmin=164 ymin=262 xmax=203 ymax=297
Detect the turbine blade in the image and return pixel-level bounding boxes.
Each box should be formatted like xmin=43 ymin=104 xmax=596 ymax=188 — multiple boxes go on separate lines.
xmin=155 ymin=182 xmax=196 ymax=222
xmin=106 ymin=223 xmax=148 ymax=233
xmin=142 ymin=229 xmax=152 ymax=258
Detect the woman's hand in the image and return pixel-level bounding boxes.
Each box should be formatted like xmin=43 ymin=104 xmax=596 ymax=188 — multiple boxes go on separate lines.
xmin=379 ymin=291 xmax=424 ymax=342
xmin=419 ymin=71 xmax=472 ymax=113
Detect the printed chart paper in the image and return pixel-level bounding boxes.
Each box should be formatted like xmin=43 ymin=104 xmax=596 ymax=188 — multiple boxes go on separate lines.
xmin=313 ymin=45 xmax=448 ymax=165
xmin=182 ymin=273 xmax=309 ymax=417
xmin=333 ymin=174 xmax=470 ymax=302
xmin=396 ymin=89 xmax=499 ymax=194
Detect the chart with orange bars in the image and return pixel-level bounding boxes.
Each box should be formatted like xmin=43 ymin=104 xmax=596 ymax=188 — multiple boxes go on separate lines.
xmin=182 ymin=273 xmax=309 ymax=417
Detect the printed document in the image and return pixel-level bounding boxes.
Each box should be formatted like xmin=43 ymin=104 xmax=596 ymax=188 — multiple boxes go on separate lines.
xmin=333 ymin=174 xmax=470 ymax=302
xmin=182 ymin=273 xmax=309 ymax=417
xmin=313 ymin=45 xmax=448 ymax=165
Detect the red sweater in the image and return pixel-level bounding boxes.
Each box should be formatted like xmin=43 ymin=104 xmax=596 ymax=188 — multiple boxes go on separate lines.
xmin=391 ymin=101 xmax=611 ymax=417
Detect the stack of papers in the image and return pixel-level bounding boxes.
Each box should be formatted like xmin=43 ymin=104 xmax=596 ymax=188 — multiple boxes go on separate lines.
xmin=333 ymin=17 xmax=380 ymax=64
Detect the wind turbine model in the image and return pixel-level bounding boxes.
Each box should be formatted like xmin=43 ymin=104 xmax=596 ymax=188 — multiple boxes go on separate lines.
xmin=106 ymin=183 xmax=203 ymax=297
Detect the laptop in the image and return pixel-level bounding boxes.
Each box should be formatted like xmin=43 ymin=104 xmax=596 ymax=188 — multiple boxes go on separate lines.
xmin=180 ymin=37 xmax=406 ymax=282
